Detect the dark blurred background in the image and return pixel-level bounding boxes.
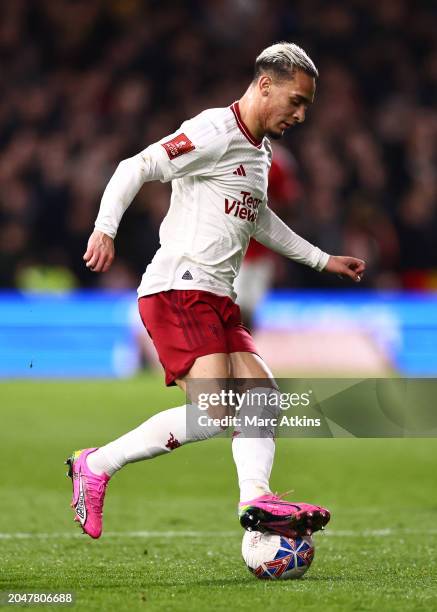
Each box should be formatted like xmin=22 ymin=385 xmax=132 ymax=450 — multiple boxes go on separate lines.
xmin=1 ymin=0 xmax=437 ymax=292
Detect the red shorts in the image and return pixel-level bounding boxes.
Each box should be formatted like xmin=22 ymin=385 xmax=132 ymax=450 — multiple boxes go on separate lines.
xmin=138 ymin=289 xmax=258 ymax=386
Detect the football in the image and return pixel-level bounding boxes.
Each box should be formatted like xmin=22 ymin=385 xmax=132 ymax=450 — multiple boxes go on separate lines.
xmin=242 ymin=531 xmax=315 ymax=580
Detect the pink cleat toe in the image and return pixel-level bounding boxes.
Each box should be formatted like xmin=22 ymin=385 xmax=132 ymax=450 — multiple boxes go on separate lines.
xmin=238 ymin=493 xmax=330 ymax=537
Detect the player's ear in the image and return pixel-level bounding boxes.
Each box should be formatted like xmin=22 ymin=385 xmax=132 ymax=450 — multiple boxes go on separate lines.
xmin=259 ymin=75 xmax=272 ymax=97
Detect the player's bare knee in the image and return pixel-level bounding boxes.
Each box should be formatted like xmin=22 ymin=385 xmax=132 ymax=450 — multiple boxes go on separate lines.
xmin=186 ymin=377 xmax=234 ymax=417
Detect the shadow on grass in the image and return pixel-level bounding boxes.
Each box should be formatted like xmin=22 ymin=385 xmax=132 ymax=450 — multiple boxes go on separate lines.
xmin=141 ymin=575 xmax=354 ymax=587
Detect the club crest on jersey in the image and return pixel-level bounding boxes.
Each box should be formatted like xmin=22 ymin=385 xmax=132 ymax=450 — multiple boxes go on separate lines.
xmin=161 ymin=133 xmax=195 ymax=159
xmin=224 ymin=190 xmax=261 ymax=223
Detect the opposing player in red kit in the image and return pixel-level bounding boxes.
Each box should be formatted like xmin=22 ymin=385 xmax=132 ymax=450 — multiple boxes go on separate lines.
xmin=66 ymin=42 xmax=365 ymax=539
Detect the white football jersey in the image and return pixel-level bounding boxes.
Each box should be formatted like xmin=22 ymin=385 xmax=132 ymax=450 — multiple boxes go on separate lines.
xmin=95 ymin=102 xmax=329 ymax=300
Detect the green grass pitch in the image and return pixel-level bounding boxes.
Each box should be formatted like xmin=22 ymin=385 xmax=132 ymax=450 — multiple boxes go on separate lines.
xmin=1 ymin=375 xmax=437 ymax=611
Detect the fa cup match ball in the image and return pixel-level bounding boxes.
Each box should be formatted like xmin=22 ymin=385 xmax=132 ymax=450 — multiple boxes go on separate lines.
xmin=242 ymin=531 xmax=315 ymax=580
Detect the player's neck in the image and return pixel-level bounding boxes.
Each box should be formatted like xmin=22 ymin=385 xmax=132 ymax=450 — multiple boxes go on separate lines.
xmin=238 ymin=90 xmax=265 ymax=142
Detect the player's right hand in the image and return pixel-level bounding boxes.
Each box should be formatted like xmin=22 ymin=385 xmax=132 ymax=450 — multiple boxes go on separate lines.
xmin=83 ymin=230 xmax=115 ymax=273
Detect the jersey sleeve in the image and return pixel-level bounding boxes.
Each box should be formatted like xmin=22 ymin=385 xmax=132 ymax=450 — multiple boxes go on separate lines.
xmin=149 ymin=112 xmax=225 ymax=182
xmin=94 ymin=111 xmax=226 ymax=238
xmin=253 ymin=204 xmax=330 ymax=271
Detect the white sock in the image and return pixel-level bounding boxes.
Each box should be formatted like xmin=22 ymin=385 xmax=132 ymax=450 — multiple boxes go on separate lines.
xmin=87 ymin=403 xmax=222 ymax=476
xmin=231 ymin=386 xmax=280 ymax=502
xmin=232 ymin=436 xmax=275 ymax=502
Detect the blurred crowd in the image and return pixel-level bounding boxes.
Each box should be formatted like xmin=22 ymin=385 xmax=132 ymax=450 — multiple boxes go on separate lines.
xmin=1 ymin=0 xmax=437 ymax=291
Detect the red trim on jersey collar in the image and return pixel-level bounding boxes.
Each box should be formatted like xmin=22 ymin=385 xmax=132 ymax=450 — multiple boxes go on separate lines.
xmin=230 ymin=101 xmax=263 ymax=149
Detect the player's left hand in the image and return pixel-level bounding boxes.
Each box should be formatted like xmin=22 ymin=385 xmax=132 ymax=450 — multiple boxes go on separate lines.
xmin=324 ymin=255 xmax=366 ymax=283
xmin=83 ymin=230 xmax=115 ymax=273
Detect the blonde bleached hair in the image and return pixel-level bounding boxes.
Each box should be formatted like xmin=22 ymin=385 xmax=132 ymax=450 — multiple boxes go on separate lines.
xmin=254 ymin=42 xmax=318 ymax=81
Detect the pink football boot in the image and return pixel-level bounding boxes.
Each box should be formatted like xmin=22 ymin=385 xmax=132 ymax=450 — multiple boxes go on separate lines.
xmin=239 ymin=493 xmax=330 ymax=537
xmin=65 ymin=448 xmax=110 ymax=539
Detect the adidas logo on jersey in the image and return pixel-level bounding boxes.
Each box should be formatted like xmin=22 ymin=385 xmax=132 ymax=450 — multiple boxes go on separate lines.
xmin=182 ymin=270 xmax=193 ymax=280
xmin=233 ymin=164 xmax=246 ymax=176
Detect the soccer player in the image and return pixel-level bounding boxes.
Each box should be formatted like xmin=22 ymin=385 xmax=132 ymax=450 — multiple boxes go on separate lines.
xmin=66 ymin=42 xmax=365 ymax=539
